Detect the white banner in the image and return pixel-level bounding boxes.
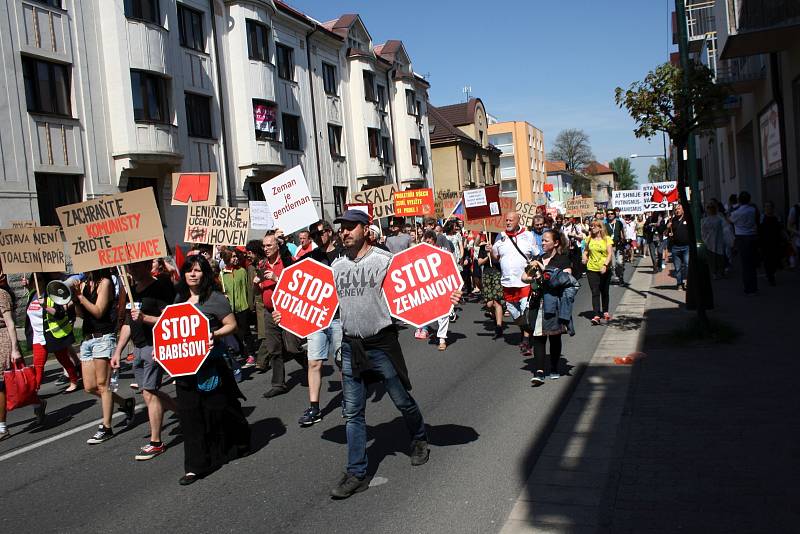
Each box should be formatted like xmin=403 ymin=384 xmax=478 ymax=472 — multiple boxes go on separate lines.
xmin=612 ymin=190 xmax=644 ymax=215
xmin=260 ymin=166 xmax=319 ymax=235
xmin=640 ymin=181 xmax=677 ymax=212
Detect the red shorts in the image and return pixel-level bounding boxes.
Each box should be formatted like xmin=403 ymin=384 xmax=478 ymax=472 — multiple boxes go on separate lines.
xmin=503 ymin=285 xmax=531 ymax=303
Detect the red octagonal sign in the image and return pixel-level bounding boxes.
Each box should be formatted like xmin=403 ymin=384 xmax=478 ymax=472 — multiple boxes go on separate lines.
xmin=272 ymin=257 xmax=339 ymax=338
xmin=152 ymin=302 xmax=211 ymax=377
xmin=382 ymin=242 xmax=462 ymax=328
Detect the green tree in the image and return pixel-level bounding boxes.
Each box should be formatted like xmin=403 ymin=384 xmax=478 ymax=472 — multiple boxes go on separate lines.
xmin=609 ymin=157 xmax=638 ymax=190
xmin=548 ymin=129 xmax=595 ymax=172
xmin=615 ymin=61 xmax=728 ymax=319
xmin=648 ymin=157 xmax=668 ymax=182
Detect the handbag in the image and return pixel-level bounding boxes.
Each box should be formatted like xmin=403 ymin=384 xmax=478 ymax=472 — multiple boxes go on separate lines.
xmin=4 ymin=359 xmax=39 ymax=411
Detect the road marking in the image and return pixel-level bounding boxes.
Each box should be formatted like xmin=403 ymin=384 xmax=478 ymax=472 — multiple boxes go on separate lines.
xmin=0 ymin=403 xmax=145 ymax=463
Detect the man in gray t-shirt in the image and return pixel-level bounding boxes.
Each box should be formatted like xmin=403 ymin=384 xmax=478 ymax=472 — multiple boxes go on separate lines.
xmin=385 ymin=217 xmax=413 ymax=254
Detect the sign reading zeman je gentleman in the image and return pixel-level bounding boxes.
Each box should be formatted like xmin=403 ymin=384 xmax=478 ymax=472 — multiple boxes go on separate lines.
xmin=57 ymin=189 xmax=166 ymax=272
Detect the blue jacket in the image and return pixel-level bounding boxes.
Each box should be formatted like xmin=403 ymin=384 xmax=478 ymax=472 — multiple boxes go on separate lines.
xmin=530 ymin=268 xmax=580 ymax=336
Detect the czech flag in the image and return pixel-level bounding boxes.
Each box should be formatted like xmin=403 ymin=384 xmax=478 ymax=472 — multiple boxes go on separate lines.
xmin=448 ymin=198 xmax=465 ymax=220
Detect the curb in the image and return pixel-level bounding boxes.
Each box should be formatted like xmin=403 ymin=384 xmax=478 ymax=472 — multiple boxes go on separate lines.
xmin=500 ymin=263 xmax=651 ymax=533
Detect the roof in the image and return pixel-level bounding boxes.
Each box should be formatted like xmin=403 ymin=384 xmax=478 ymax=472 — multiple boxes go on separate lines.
xmin=275 ymin=1 xmax=343 ymax=40
xmin=545 ymin=161 xmax=567 ymax=172
xmin=320 ymin=13 xmax=359 ymax=38
xmin=434 ymin=98 xmax=482 ymax=127
xmin=584 ymin=161 xmax=616 ymax=175
xmin=374 ymin=40 xmax=404 ymax=63
xmin=428 ymin=105 xmax=478 ymax=146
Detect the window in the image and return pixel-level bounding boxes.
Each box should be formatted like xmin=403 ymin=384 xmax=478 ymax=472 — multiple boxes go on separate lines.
xmin=376 ymin=85 xmax=387 ymax=112
xmin=363 ymin=71 xmax=375 ymax=102
xmin=328 ymin=124 xmax=342 ymax=157
xmin=420 ymin=146 xmax=428 ymax=173
xmin=466 ymin=158 xmax=472 ymax=180
xmin=501 ymin=180 xmax=517 ymax=193
xmin=35 ymin=173 xmax=81 ymax=227
xmin=381 ymin=136 xmax=392 ymax=164
xmin=416 ymin=100 xmax=422 ymax=121
xmin=322 ymin=63 xmax=337 ymax=96
xmin=32 ymin=0 xmax=62 ymax=7
xmin=185 ymin=93 xmax=212 ymax=138
xmin=367 ymin=128 xmax=381 ymax=158
xmin=410 ymin=139 xmax=420 ymax=166
xmin=22 ymin=57 xmax=71 ymax=116
xmin=276 ymin=44 xmax=293 ymax=81
xmin=131 ymin=70 xmax=169 ymax=123
xmin=124 ymin=0 xmax=159 ymax=24
xmin=282 ymin=114 xmax=300 ymax=150
xmin=333 ymin=186 xmax=347 ymax=217
xmin=406 ymin=89 xmax=416 ymax=115
xmin=246 ymin=20 xmax=269 ymax=62
xmin=178 ymin=4 xmax=204 ymax=52
xmin=499 ymin=155 xmax=516 ymax=178
xmin=253 ymin=99 xmax=277 ymax=140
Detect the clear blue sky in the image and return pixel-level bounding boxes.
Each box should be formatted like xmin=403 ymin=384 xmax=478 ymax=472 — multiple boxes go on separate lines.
xmin=290 ymin=0 xmax=675 ymax=182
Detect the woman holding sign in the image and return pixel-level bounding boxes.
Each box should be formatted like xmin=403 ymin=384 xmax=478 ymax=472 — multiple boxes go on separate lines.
xmin=174 ymin=255 xmax=250 ymax=486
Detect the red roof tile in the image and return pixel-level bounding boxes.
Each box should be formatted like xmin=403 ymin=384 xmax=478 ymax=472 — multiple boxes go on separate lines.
xmin=583 ymin=161 xmax=616 ymax=175
xmin=545 ymin=161 xmax=567 ymax=172
xmin=434 ymin=98 xmax=481 ymax=127
xmin=428 ymin=105 xmax=479 ymax=146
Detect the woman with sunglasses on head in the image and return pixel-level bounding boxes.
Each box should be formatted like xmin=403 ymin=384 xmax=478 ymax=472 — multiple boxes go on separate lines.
xmin=174 ymin=254 xmax=250 ymax=486
xmin=582 ymin=220 xmax=614 ymax=325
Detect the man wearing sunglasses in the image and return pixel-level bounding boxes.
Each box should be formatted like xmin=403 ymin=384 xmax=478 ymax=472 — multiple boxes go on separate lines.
xmin=604 ymin=209 xmax=626 ymax=285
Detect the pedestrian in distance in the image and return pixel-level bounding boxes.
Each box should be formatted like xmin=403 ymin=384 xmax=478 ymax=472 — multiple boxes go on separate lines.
xmin=111 ymin=259 xmax=178 ymax=461
xmin=317 ymin=209 xmax=461 ymax=499
xmin=667 ymin=203 xmax=691 ymax=291
xmin=582 ymin=220 xmax=613 ymax=325
xmin=524 ymin=230 xmax=577 ymax=385
xmin=173 ymin=255 xmax=250 ymax=486
xmin=220 ymin=248 xmax=255 ymax=364
xmin=604 ymin=209 xmax=626 ymax=285
xmin=701 ymin=202 xmax=731 ymax=280
xmin=477 ymin=232 xmax=504 ymax=339
xmin=419 ymin=230 xmax=452 ymax=351
xmin=728 ymin=191 xmax=760 ymax=295
xmin=385 ymin=217 xmax=413 ymax=254
xmin=243 ymin=240 xmax=267 ymax=370
xmin=759 ymin=201 xmax=788 ymax=287
xmin=75 ymin=268 xmax=135 ymax=444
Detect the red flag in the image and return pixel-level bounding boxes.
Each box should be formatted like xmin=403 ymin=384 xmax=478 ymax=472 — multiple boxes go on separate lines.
xmin=174 ymin=244 xmax=185 ymax=270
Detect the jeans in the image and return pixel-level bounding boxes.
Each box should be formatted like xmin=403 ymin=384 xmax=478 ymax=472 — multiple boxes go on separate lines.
xmin=672 ymin=245 xmax=690 ymax=285
xmin=306 ymin=319 xmax=343 ymax=361
xmin=341 ymin=341 xmax=427 ymax=478
xmin=736 ymin=235 xmax=759 ymax=294
xmin=648 ymin=241 xmax=662 ymax=271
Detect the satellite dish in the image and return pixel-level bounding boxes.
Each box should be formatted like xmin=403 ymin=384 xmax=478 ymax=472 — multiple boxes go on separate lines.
xmin=46 ymin=280 xmax=72 ymax=305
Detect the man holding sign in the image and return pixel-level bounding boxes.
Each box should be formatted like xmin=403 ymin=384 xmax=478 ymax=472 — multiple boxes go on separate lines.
xmin=325 ymin=210 xmax=461 ymax=499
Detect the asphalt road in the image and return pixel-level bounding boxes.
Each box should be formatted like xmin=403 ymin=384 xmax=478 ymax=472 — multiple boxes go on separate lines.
xmin=0 ymin=268 xmax=633 ymax=534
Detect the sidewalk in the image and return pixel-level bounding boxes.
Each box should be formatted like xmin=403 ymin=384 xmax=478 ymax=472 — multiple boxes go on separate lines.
xmin=501 ymin=261 xmax=800 ymax=533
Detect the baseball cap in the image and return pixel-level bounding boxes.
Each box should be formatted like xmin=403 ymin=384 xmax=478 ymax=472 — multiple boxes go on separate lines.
xmin=334 ymin=209 xmax=370 ymax=226
xmin=368 ymin=224 xmax=382 ymax=239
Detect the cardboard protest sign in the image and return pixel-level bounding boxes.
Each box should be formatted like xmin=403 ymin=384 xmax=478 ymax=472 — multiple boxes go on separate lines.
xmin=463 ymin=185 xmax=501 ymax=221
xmin=249 ymin=201 xmax=275 ymax=230
xmin=641 ymin=181 xmax=678 ymax=211
xmin=394 ymin=188 xmax=435 ymax=217
xmin=564 ymin=197 xmax=596 ymax=218
xmin=171 ymin=172 xmax=218 ymax=206
xmin=456 ymin=197 xmax=515 ymax=233
xmin=516 ymin=202 xmax=538 ymax=228
xmin=9 ymin=220 xmax=35 ymax=228
xmin=0 ymin=226 xmax=65 ymax=274
xmin=272 ymin=258 xmax=339 ymax=338
xmin=185 ymin=205 xmax=250 ymax=246
xmin=57 ymin=189 xmax=167 ymax=272
xmin=260 ymin=166 xmax=319 ymax=235
xmin=350 ymin=184 xmax=397 ymax=219
xmin=434 ymin=189 xmax=462 ymax=219
xmin=612 ymin=190 xmax=644 ymax=215
xmin=382 ymin=243 xmax=462 ymax=328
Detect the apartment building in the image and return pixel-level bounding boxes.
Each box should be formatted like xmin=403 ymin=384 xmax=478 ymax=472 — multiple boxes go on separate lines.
xmin=0 ymin=0 xmax=434 ymax=246
xmin=674 ymin=0 xmax=800 ymax=214
xmin=487 ymin=121 xmax=546 ymax=203
xmin=429 ymin=98 xmax=500 ymax=196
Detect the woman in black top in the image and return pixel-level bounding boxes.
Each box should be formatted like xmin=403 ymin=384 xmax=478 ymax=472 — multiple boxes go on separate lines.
xmin=174 ymin=255 xmax=250 ymax=486
xmin=75 ymin=268 xmax=135 ymax=444
xmin=524 ymin=230 xmax=573 ymax=386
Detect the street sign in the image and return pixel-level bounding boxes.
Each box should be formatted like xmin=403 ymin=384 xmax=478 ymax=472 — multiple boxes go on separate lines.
xmin=272 ymin=257 xmax=339 ymax=338
xmin=382 ymin=243 xmax=462 ymax=328
xmin=152 ymin=302 xmax=211 ymax=377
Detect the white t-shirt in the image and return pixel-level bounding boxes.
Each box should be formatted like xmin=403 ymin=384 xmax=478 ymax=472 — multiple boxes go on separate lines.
xmin=623 ymin=220 xmax=637 ymax=241
xmin=27 ymin=296 xmax=46 ymax=345
xmin=492 ymin=230 xmax=539 ymax=288
xmin=730 ymin=204 xmax=758 ymax=236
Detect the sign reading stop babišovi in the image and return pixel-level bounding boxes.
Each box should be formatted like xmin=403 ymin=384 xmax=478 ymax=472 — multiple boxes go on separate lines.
xmin=153 ymin=302 xmax=211 ymax=377
xmin=0 ymin=226 xmax=66 ymax=274
xmin=57 ymin=188 xmax=167 ymax=273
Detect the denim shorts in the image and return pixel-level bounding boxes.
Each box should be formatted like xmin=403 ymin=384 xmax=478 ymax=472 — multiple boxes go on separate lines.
xmin=306 ymin=319 xmax=343 ymax=361
xmin=79 ymin=333 xmax=116 ymax=361
xmin=132 ymin=345 xmax=163 ymax=391
xmin=506 ymin=298 xmax=529 ymax=321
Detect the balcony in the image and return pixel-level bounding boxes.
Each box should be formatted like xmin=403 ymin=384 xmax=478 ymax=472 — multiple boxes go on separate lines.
xmin=716 ymin=54 xmax=766 ymax=93
xmin=720 ymin=0 xmax=800 ymax=59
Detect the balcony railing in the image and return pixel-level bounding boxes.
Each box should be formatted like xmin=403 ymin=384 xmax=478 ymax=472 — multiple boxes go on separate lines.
xmin=734 ymin=0 xmax=800 ymax=33
xmin=715 ymin=54 xmax=766 ymax=87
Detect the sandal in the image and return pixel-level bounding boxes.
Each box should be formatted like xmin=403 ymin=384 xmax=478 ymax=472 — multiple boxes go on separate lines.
xmin=64 ymin=383 xmax=79 ymax=393
xmin=438 ymin=341 xmax=447 ymax=351
xmin=179 ymin=473 xmax=199 ymax=486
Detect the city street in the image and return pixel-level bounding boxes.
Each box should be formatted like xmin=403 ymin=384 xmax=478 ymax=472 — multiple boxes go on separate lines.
xmin=0 ymin=276 xmax=632 ymax=534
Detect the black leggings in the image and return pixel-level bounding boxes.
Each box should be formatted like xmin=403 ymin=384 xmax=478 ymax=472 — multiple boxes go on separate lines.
xmin=532 ymin=335 xmax=562 ymax=374
xmin=586 ymin=270 xmax=611 ymax=314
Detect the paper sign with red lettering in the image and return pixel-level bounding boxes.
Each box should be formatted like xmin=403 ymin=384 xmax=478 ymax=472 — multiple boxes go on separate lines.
xmin=152 ymin=302 xmax=211 ymax=377
xmin=272 ymin=258 xmax=339 ymax=338
xmin=394 ymin=188 xmax=435 ymax=217
xmin=56 ymin=189 xmax=167 ymax=273
xmin=260 ymin=165 xmax=320 ymax=236
xmin=464 ymin=185 xmax=501 ymax=221
xmin=382 ymin=243 xmax=462 ymax=328
xmin=171 ymin=172 xmax=218 ymax=206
